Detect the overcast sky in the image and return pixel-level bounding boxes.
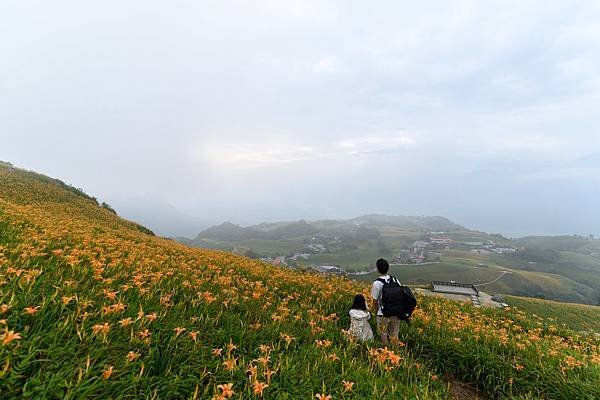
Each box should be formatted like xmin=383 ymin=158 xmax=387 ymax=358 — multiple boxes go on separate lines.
xmin=2 ymin=1 xmax=600 ymax=237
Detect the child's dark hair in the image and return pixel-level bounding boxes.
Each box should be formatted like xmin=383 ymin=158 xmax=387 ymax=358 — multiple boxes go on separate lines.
xmin=351 ymin=294 xmax=368 ymax=311
xmin=376 ymin=258 xmax=390 ymax=274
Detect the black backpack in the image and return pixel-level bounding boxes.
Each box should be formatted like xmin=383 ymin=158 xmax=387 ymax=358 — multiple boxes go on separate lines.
xmin=377 ymin=276 xmax=417 ymax=323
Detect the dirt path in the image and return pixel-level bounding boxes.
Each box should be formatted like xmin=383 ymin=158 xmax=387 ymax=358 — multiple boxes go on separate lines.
xmin=448 ymin=381 xmax=487 ymax=400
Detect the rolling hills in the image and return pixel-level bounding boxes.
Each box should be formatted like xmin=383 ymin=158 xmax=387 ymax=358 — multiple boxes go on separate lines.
xmin=1 ymin=162 xmax=599 ymax=399
xmin=183 ymin=215 xmax=600 ymax=306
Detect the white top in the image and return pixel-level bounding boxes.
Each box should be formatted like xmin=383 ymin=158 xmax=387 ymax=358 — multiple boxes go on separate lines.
xmin=371 ymin=275 xmax=400 ymax=316
xmin=348 ymin=309 xmax=374 ymax=342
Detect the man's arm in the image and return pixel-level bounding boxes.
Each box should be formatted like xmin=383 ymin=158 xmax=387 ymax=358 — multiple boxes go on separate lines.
xmin=371 ymin=281 xmax=380 ymax=315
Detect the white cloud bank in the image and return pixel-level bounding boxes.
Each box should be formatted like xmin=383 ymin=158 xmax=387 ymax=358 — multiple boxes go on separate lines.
xmin=195 ymin=134 xmax=416 ymax=167
xmin=1 ymin=0 xmax=599 ymax=236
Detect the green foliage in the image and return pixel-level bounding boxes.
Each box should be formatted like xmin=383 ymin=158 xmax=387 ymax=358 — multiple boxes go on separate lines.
xmin=100 ymin=202 xmax=117 ymax=214
xmin=133 ymin=223 xmax=155 ymax=236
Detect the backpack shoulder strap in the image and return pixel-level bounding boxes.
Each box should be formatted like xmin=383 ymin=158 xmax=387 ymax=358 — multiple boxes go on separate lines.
xmin=376 ymin=278 xmax=386 ymax=284
xmin=389 ymin=276 xmax=400 ymax=285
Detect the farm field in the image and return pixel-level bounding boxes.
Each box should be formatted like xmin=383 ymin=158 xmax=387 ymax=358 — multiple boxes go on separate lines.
xmin=1 ymin=162 xmax=599 ymax=399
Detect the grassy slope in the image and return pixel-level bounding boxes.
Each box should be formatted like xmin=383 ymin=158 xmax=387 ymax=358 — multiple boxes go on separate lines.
xmin=505 ymin=296 xmax=600 ymax=333
xmin=1 ymin=163 xmax=599 ymax=399
xmin=485 ymin=254 xmax=599 ymax=304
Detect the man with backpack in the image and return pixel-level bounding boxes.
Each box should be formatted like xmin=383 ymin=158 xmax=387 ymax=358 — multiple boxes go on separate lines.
xmin=371 ymin=258 xmax=416 ymax=345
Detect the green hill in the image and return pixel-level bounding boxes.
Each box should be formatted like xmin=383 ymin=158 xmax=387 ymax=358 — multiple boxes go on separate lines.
xmin=1 ymin=162 xmax=599 ymax=399
xmin=191 ymin=214 xmax=463 ymax=249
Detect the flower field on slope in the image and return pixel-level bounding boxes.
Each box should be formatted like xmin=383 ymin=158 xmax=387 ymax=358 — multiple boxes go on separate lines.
xmin=0 ymin=164 xmax=599 ymax=399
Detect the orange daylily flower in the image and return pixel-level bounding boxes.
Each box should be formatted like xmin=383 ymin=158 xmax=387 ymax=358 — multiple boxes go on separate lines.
xmin=127 ymin=351 xmax=140 ymax=362
xmin=264 ymin=368 xmax=276 ymax=382
xmin=258 ymin=344 xmax=271 ymax=353
xmin=279 ymin=333 xmax=294 ymax=345
xmin=246 ymin=363 xmax=258 ymax=379
xmin=92 ymin=323 xmax=110 ymax=336
xmin=2 ymin=329 xmax=22 ymax=346
xmin=342 ymin=380 xmax=354 ymax=392
xmin=216 ymin=383 xmax=234 ymax=398
xmin=145 ymin=313 xmax=158 ymax=322
xmin=256 ymin=356 xmax=270 ymax=366
xmin=138 ymin=329 xmax=150 ymax=339
xmin=212 ymin=348 xmax=223 ymax=357
xmin=102 ymin=365 xmax=114 ymax=379
xmin=253 ymin=381 xmax=268 ymax=396
xmin=24 ymin=306 xmax=40 ymax=315
xmin=173 ymin=327 xmax=186 ymax=337
xmin=222 ymin=358 xmax=237 ymax=371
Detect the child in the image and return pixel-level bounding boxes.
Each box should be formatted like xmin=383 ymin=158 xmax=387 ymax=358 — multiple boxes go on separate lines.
xmin=348 ymin=294 xmax=374 ymax=342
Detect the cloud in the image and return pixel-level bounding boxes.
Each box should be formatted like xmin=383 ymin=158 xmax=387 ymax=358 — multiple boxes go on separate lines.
xmin=194 ymin=133 xmax=416 ymax=169
xmin=312 ymin=56 xmax=342 ymax=74
xmin=2 ymin=0 xmax=600 ymax=236
xmin=483 ymin=133 xmax=566 ymax=154
xmin=197 ymin=142 xmax=322 ymax=166
xmin=335 ymin=135 xmax=416 ymax=155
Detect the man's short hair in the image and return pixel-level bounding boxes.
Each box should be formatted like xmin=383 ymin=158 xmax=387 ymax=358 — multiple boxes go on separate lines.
xmin=376 ymin=258 xmax=389 ymax=274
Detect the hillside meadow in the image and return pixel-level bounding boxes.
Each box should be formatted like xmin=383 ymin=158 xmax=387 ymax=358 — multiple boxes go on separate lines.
xmin=1 ymin=163 xmax=599 ymax=399
xmin=504 ymin=296 xmax=600 ymax=333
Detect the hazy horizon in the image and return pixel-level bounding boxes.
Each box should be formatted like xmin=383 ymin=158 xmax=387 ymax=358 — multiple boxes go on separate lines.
xmin=2 ymin=1 xmax=600 ymax=238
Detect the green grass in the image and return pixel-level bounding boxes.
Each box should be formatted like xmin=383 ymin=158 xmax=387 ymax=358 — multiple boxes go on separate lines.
xmin=505 ymin=296 xmax=600 ymax=332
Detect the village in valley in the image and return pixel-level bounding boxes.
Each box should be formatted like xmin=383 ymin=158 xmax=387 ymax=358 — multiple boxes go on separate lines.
xmin=256 ymin=231 xmax=520 ymax=309
xmin=261 ymin=232 xmax=518 ymax=272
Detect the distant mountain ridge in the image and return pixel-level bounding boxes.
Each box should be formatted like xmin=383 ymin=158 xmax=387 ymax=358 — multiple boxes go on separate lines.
xmin=192 ymin=214 xmax=463 ymax=243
